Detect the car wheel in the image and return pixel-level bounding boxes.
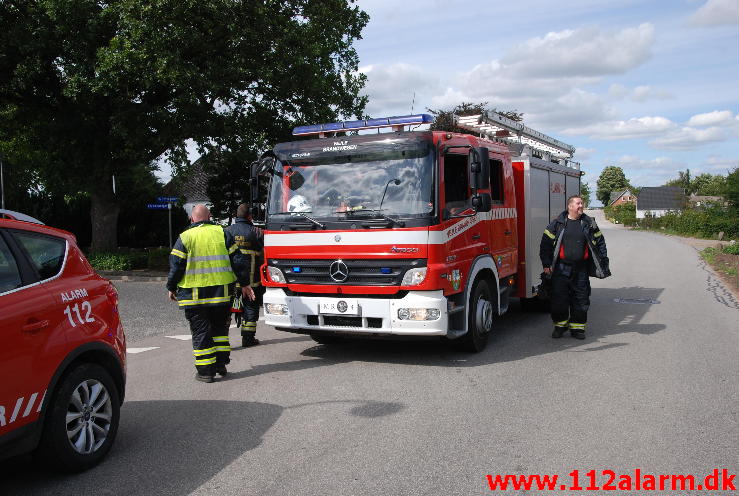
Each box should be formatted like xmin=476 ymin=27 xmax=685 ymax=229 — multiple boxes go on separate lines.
xmin=310 ymin=333 xmax=343 ymax=344
xmin=37 ymin=363 xmax=120 ymax=472
xmin=458 ymin=279 xmax=494 ymax=352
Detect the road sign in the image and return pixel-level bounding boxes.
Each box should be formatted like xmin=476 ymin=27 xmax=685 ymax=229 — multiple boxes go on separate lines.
xmin=156 ymin=196 xmax=179 ymax=202
xmin=146 ymin=203 xmax=169 ymax=210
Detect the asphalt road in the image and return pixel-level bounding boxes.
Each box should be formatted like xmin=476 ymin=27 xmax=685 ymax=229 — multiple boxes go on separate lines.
xmin=3 ymin=211 xmax=737 ymax=495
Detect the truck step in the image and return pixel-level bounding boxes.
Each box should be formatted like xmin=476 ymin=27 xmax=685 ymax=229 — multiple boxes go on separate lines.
xmin=447 ymin=329 xmax=466 ymax=339
xmin=448 ymin=305 xmax=465 ymax=315
xmin=498 ymin=285 xmax=510 ymax=314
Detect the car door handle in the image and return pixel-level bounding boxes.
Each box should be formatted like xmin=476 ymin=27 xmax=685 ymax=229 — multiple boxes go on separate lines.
xmin=22 ymin=320 xmax=50 ymax=333
xmin=504 ymin=230 xmax=512 ymax=235
xmin=472 ymin=234 xmax=481 ymax=240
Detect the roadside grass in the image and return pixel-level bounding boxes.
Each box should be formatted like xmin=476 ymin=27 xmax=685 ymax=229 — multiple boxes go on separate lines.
xmin=701 ymin=246 xmax=739 ymax=295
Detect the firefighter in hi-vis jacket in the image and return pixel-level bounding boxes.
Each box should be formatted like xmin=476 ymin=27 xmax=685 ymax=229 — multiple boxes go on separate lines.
xmin=539 ymin=195 xmax=611 ymax=340
xmin=226 ymin=203 xmax=265 ymax=347
xmin=167 ymin=204 xmax=250 ymax=382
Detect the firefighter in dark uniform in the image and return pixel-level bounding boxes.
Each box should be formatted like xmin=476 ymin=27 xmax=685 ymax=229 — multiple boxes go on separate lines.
xmin=167 ymin=204 xmax=250 ymax=382
xmin=539 ymin=195 xmax=611 ymax=339
xmin=226 ymin=203 xmax=264 ymax=347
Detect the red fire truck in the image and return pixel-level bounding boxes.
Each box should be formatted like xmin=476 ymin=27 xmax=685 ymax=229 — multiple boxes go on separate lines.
xmin=252 ymin=112 xmax=582 ymax=351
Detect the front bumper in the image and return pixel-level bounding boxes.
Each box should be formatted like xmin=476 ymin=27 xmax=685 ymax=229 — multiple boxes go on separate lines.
xmin=262 ymin=288 xmax=449 ymax=336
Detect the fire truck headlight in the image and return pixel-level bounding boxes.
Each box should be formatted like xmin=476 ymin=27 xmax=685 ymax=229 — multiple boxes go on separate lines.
xmin=267 ymin=266 xmax=286 ymax=283
xmin=401 ymin=267 xmax=427 ymax=286
xmin=265 ymin=303 xmax=288 ymax=315
xmin=397 ymin=308 xmax=440 ymax=321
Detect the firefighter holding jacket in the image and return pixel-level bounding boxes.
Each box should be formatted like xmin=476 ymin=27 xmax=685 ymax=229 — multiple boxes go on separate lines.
xmin=539 ymin=195 xmax=611 ymax=340
xmin=226 ymin=203 xmax=265 ymax=347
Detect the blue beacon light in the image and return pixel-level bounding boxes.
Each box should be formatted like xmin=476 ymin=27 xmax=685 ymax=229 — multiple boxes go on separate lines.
xmin=292 ymin=114 xmax=433 ymax=136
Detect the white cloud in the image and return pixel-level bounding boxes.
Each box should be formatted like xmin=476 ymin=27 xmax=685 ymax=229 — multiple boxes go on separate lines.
xmin=360 ymin=63 xmax=441 ymax=117
xmin=631 ymin=85 xmax=673 ymax=102
xmin=573 ymin=147 xmax=596 ymax=161
xmin=687 ymin=110 xmax=735 ymax=126
xmin=501 ymin=23 xmax=655 ymax=78
xmin=689 ymin=0 xmax=739 ymax=26
xmin=701 ymin=155 xmax=739 ymax=172
xmin=617 ymin=155 xmax=678 ymax=169
xmin=562 ymin=116 xmax=676 ymax=140
xmin=649 ymin=126 xmax=728 ymax=150
xmin=612 ymin=156 xmax=685 ymax=186
xmin=608 ymin=84 xmax=672 ymax=102
xmin=442 ymin=24 xmax=656 ymax=131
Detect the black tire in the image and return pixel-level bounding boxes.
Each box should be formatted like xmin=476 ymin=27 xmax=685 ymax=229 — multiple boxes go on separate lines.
xmin=457 ymin=279 xmax=494 ymax=352
xmin=36 ymin=363 xmax=121 ymax=472
xmin=310 ymin=333 xmax=343 ymax=345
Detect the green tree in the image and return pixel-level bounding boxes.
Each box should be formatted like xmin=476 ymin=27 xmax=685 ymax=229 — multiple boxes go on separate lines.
xmin=0 ymin=0 xmax=368 ymax=250
xmin=691 ymin=173 xmax=726 ymax=196
xmin=580 ymin=182 xmax=591 ymax=207
xmin=665 ymin=169 xmax=693 ymax=194
xmin=596 ymin=166 xmax=629 ymax=206
xmin=724 ymin=167 xmax=739 ymax=208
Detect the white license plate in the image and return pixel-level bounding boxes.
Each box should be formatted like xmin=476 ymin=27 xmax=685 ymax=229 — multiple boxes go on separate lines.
xmin=319 ymin=299 xmax=360 ymax=316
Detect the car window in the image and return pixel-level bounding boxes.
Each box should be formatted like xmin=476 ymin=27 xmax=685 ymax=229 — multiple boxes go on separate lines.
xmin=13 ymin=231 xmax=67 ymax=280
xmin=0 ymin=235 xmax=22 ymax=293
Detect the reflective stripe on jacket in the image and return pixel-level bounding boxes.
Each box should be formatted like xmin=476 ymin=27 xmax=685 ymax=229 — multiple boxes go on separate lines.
xmin=540 ymin=212 xmax=611 ymax=279
xmin=225 ymin=218 xmax=264 ymax=288
xmin=178 ymin=223 xmax=237 ymax=288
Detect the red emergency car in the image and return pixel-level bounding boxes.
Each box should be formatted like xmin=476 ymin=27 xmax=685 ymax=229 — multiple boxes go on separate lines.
xmin=0 ymin=217 xmax=126 ymax=471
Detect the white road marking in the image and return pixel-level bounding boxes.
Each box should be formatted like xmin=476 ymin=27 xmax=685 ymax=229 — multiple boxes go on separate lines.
xmin=165 ymin=335 xmax=193 ymax=341
xmin=127 ymin=347 xmax=160 ymax=354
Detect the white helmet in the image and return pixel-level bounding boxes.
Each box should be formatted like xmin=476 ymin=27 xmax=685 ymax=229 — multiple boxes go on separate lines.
xmin=287 ymin=194 xmax=311 ymax=212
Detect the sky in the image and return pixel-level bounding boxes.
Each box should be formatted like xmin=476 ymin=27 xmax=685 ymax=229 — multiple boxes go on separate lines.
xmin=352 ymin=0 xmax=739 ymax=204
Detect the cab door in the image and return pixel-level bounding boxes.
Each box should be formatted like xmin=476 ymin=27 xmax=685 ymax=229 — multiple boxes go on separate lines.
xmin=0 ymin=231 xmax=58 ymax=434
xmin=488 ymin=156 xmax=518 ymax=277
xmin=440 ymin=151 xmax=476 ymax=295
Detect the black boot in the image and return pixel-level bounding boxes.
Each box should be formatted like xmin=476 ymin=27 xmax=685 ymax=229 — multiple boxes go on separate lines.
xmin=195 ymin=365 xmax=216 ymax=382
xmin=552 ymin=326 xmax=567 ymax=338
xmin=215 ymin=364 xmax=228 ymax=377
xmin=242 ymin=332 xmax=260 ymax=348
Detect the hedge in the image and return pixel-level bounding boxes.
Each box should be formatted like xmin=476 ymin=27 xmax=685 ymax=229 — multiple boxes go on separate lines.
xmin=87 ymin=247 xmax=169 ymax=271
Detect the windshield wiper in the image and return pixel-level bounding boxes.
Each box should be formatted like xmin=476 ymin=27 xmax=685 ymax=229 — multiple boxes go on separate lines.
xmin=272 ymin=211 xmax=325 ymax=229
xmin=341 ymin=208 xmax=405 ymax=227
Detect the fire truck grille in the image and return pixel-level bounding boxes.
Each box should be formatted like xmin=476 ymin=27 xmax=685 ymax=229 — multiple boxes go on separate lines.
xmin=269 ymin=259 xmax=426 ymax=286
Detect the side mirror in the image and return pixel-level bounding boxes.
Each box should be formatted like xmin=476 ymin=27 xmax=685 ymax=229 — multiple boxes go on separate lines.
xmin=471 ymin=193 xmax=492 ymax=213
xmin=469 ymin=147 xmax=490 ymax=191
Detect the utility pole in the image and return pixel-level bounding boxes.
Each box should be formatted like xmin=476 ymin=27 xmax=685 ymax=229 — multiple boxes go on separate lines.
xmin=1 ymin=155 xmax=5 ymax=210
xmin=168 ymin=202 xmax=173 ymax=248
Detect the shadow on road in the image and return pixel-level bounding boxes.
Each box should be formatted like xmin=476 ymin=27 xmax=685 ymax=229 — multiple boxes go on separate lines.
xmin=1 ymin=397 xmax=404 ymax=495
xmin=1 ymin=400 xmax=280 ymax=495
xmin=219 ymin=286 xmax=667 ymax=376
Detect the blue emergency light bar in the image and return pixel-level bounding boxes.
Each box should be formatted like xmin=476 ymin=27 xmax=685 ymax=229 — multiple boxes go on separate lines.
xmin=293 ymin=114 xmax=434 ymax=136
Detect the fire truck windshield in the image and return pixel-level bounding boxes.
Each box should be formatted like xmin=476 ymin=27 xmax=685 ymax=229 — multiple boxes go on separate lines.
xmin=268 ymin=134 xmax=435 ymax=226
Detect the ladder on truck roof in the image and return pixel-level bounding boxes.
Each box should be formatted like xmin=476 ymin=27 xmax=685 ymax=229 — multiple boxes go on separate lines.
xmin=455 ymin=111 xmax=576 ymax=160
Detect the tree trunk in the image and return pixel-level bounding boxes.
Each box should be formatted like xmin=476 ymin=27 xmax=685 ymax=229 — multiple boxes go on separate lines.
xmin=90 ymin=190 xmax=120 ymax=251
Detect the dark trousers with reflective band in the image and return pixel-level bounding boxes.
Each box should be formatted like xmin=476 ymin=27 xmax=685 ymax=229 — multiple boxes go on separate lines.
xmin=550 ymin=265 xmax=591 ymax=332
xmin=242 ymin=286 xmax=264 ymax=336
xmin=185 ymin=305 xmax=231 ymax=375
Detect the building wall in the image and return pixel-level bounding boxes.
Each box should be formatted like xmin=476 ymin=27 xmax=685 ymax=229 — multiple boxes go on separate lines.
xmin=612 ymin=194 xmax=635 ymax=207
xmin=636 ymin=208 xmax=670 ymax=219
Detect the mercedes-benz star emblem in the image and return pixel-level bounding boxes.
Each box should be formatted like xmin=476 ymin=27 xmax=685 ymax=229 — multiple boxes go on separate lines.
xmin=329 ymin=260 xmax=349 ymax=282
xmin=337 ymin=301 xmax=348 ymax=313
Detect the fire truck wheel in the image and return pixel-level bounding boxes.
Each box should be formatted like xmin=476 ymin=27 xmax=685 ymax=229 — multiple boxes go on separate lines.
xmin=459 ymin=279 xmax=493 ymax=352
xmin=36 ymin=363 xmax=121 ymax=472
xmin=310 ymin=332 xmax=344 ymax=344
